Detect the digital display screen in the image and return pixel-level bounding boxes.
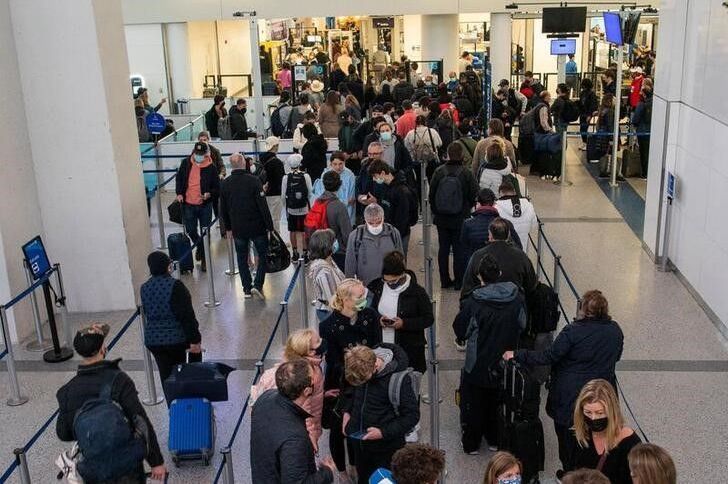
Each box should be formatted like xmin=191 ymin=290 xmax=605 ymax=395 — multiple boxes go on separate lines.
xmin=550 ymin=39 xmax=576 ymax=55
xmin=542 ymin=7 xmax=587 ymax=33
xmin=22 ymin=236 xmax=52 ymax=280
xmin=603 ymin=12 xmax=623 ymax=45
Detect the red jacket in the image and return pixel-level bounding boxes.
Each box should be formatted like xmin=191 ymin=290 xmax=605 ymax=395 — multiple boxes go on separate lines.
xmin=630 ymin=75 xmax=644 ymax=108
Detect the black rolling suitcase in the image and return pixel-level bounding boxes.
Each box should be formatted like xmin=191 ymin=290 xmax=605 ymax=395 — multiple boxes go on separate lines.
xmin=167 ymin=233 xmax=193 ymax=273
xmin=498 ymin=360 xmax=545 ymax=483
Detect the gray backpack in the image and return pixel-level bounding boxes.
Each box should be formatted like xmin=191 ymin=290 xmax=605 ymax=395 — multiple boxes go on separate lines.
xmin=388 ymin=367 xmax=422 ymax=416
xmin=217 ymin=116 xmax=232 ymax=140
xmin=434 ymin=166 xmax=464 ymax=215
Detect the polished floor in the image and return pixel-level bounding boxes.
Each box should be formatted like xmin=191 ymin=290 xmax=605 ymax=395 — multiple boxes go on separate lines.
xmin=1 ymin=141 xmax=727 ymax=483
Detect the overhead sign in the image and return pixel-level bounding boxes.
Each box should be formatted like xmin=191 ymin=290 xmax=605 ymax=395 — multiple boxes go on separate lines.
xmin=145 ymin=112 xmax=166 ymax=135
xmin=666 ymin=172 xmax=676 ymax=199
xmin=372 ymin=17 xmax=395 ymax=29
xmin=294 ymin=65 xmax=307 ymax=81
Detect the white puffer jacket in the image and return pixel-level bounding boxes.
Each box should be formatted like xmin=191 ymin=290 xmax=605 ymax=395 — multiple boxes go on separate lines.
xmin=495 ymin=196 xmax=537 ymax=249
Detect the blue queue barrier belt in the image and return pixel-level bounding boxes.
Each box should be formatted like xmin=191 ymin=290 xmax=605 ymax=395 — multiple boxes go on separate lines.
xmin=0 ymin=348 xmax=7 ymax=361
xmin=3 ymin=268 xmax=57 ymax=310
xmin=0 ymin=308 xmax=141 ymax=482
xmin=212 ymin=263 xmax=302 ymax=484
xmin=141 ymin=149 xmax=338 ymax=159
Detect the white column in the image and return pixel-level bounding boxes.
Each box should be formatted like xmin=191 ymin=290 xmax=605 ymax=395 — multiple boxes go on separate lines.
xmin=490 ymin=13 xmax=513 ymax=86
xmin=403 ymin=15 xmax=422 ymax=62
xmin=165 ymin=22 xmax=194 ymax=104
xmin=248 ymin=17 xmax=265 ymax=136
xmin=420 ymin=14 xmax=459 ymax=79
xmin=9 ymin=0 xmax=151 ymax=313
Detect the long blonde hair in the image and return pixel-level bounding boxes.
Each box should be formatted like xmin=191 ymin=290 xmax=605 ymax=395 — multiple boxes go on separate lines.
xmin=628 ymin=443 xmax=677 ymax=484
xmin=283 ymin=328 xmax=318 ymax=361
xmin=329 ymin=278 xmax=363 ymax=312
xmin=483 ymin=451 xmax=522 ymax=484
xmin=573 ymin=379 xmax=625 ymax=451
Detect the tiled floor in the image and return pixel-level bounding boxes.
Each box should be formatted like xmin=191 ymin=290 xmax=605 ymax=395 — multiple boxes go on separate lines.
xmin=1 ymin=143 xmax=727 ymax=483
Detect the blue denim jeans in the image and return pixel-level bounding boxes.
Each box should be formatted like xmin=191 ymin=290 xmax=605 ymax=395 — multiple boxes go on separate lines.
xmin=234 ymin=234 xmax=269 ymax=292
xmin=183 ymin=203 xmax=213 ymax=257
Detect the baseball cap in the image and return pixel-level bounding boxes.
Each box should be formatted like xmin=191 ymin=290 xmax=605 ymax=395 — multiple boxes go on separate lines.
xmin=265 ymin=136 xmax=280 ymax=149
xmin=73 ymin=323 xmax=110 ymax=357
xmin=193 ymin=142 xmax=209 ymax=155
xmin=288 ymin=153 xmax=303 ymax=169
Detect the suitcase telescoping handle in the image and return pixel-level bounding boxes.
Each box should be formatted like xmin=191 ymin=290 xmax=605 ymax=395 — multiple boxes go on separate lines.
xmin=185 ymin=347 xmax=206 ymax=363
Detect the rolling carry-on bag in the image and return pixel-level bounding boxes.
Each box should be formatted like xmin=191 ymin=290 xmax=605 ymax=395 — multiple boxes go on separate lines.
xmin=168 ymin=397 xmax=215 ymax=466
xmin=167 ymin=233 xmax=193 ymax=273
xmin=621 ymin=141 xmax=642 ymax=178
xmin=164 ymin=350 xmax=235 ymax=403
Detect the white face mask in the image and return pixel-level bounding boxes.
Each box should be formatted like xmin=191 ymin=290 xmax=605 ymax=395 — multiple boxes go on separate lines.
xmin=367 ymin=223 xmax=383 ymax=235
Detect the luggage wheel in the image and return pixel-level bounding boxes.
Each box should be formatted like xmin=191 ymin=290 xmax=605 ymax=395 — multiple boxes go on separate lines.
xmin=203 ymin=456 xmax=210 ymax=466
xmin=172 ymin=457 xmax=180 ymax=468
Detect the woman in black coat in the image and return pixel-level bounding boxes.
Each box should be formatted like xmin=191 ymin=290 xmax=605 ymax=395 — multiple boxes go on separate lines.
xmin=367 ymin=251 xmax=433 ymax=372
xmin=300 ymin=123 xmax=328 ymax=182
xmin=579 ymin=78 xmax=599 ymax=144
xmin=504 ymin=289 xmax=624 ymax=475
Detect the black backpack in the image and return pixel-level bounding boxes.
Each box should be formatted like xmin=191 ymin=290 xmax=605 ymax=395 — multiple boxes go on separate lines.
xmin=285 ymin=171 xmax=309 ymax=210
xmin=562 ymin=99 xmax=580 ymax=123
xmin=527 ymin=282 xmax=561 ymax=334
xmin=402 ymin=185 xmax=419 ymax=227
xmin=270 ymin=104 xmax=291 ymax=137
xmin=73 ymin=372 xmax=146 ymax=482
xmin=518 ymin=106 xmax=539 ymax=136
xmin=434 ymin=166 xmax=464 ymax=216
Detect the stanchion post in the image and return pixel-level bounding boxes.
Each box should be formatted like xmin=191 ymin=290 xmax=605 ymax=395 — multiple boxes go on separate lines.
xmin=427 ymin=299 xmax=441 ymax=452
xmin=203 ymin=227 xmax=221 ymax=308
xmin=22 ymin=259 xmax=51 ymax=352
xmin=221 ymin=447 xmax=235 ymax=484
xmin=54 ymin=263 xmax=73 ymax=349
xmin=610 ymin=45 xmax=624 ymax=188
xmin=536 ymin=222 xmax=544 ymax=280
xmin=556 ymin=130 xmax=572 ymax=186
xmin=225 ymin=236 xmax=238 ymax=276
xmin=14 ymin=448 xmax=31 ymax=484
xmin=553 ymin=256 xmax=562 ymax=296
xmin=138 ymin=306 xmax=165 ymax=406
xmin=298 ymin=259 xmax=310 ymax=328
xmin=280 ymin=301 xmax=290 ymax=345
xmin=155 ymin=143 xmax=167 ymax=250
xmin=1 ymin=307 xmax=28 ymax=406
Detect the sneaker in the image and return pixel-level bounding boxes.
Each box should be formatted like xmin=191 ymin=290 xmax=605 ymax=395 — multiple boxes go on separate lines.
xmin=553 ymin=176 xmax=561 ymax=183
xmin=251 ymin=288 xmax=265 ymax=300
xmin=540 ymin=175 xmax=547 ymax=180
xmin=454 ymin=338 xmax=467 ymax=352
xmin=195 ymin=248 xmax=202 ymax=261
xmin=292 ymin=250 xmax=300 ymax=262
xmin=303 ymin=252 xmax=310 ymax=264
xmin=243 ymin=290 xmax=252 ymax=299
xmin=460 ymin=442 xmax=479 ymax=455
xmin=405 ymin=424 xmax=420 ymax=443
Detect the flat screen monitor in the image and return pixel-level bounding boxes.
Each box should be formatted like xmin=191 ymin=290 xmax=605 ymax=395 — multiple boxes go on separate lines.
xmin=22 ymin=236 xmax=52 ymax=280
xmin=550 ymin=39 xmax=576 ymax=55
xmin=621 ymin=11 xmax=642 ymax=45
xmin=542 ymin=7 xmax=587 ymax=33
xmin=306 ymin=35 xmax=322 ymax=44
xmin=603 ymin=12 xmax=623 ymax=45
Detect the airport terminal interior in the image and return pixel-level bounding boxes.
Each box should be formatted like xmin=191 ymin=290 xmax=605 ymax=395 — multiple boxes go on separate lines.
xmin=1 ymin=0 xmax=727 ymax=482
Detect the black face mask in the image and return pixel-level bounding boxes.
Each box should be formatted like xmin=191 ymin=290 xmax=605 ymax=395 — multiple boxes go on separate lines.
xmin=240 ymin=108 xmax=247 ymax=114
xmin=386 ymin=275 xmax=407 ymax=290
xmin=314 ymin=339 xmax=328 ymax=356
xmin=584 ymin=416 xmax=609 ymax=433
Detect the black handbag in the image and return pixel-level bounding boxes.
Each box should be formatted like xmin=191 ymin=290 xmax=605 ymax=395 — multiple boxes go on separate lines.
xmin=167 ymin=200 xmax=183 ymax=225
xmin=266 ymin=230 xmax=291 ymax=273
xmin=163 ymin=361 xmax=235 ymax=402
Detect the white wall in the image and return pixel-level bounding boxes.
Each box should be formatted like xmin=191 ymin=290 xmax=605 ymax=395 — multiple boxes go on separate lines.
xmin=643 ymin=0 xmax=728 ymax=329
xmin=402 ymin=15 xmax=422 ymax=61
xmin=217 ymin=20 xmax=252 ymax=97
xmin=531 ymin=19 xmax=584 ymax=83
xmin=124 ymin=24 xmax=170 ymax=113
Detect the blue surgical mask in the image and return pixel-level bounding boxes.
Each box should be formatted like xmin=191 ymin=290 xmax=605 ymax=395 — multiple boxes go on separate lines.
xmin=379 ymin=131 xmax=392 ymax=142
xmin=193 ymin=154 xmax=205 ymax=163
xmin=498 ymin=476 xmax=521 ymax=484
xmin=374 ymin=177 xmax=385 ymax=185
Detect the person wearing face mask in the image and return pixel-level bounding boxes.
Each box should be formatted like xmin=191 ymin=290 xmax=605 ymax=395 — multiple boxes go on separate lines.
xmin=204 ymin=94 xmax=226 ymax=138
xmin=250 ymin=329 xmax=329 ymax=452
xmin=175 ymin=142 xmax=220 ymax=272
xmin=345 ymin=203 xmax=403 ymax=285
xmin=483 ymin=451 xmax=523 ymax=484
xmin=228 ymin=98 xmax=250 ymax=140
xmin=447 ymin=71 xmax=459 ymax=93
xmin=251 ymin=360 xmax=336 ymax=483
xmin=377 ymin=121 xmax=412 ymax=173
xmin=504 ymin=290 xmax=624 ymax=477
xmin=56 ymin=323 xmax=167 ymax=482
xmin=571 ymin=380 xmax=641 ymax=484
xmin=320 ymin=279 xmax=383 ymax=476
xmin=368 ymin=161 xmax=414 ymax=254
xmin=313 ymin=152 xmax=357 ymax=223
xmin=140 ymin=251 xmax=202 ymax=404
xmin=309 ymin=229 xmax=346 ymax=321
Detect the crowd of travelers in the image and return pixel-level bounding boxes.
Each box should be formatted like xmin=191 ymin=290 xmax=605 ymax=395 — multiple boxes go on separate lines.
xmin=76 ymin=48 xmax=670 ymax=483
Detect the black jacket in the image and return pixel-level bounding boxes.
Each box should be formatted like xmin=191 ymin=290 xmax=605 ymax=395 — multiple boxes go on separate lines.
xmin=204 ymin=106 xmax=220 ymax=138
xmin=352 ymin=120 xmax=375 ymax=154
xmin=429 ymin=162 xmax=478 ymax=229
xmin=453 ymin=95 xmax=475 ymax=119
xmin=56 ymin=359 xmax=164 ymax=467
xmin=461 ymin=240 xmax=537 ymax=301
xmin=392 ymin=81 xmax=415 ymax=106
xmin=343 ymin=343 xmax=420 ymax=447
xmin=454 ymin=283 xmax=526 ymax=388
xmin=320 ymin=308 xmax=382 ymax=391
xmin=260 ymin=151 xmax=285 ymax=197
xmin=367 ymin=272 xmax=433 ymax=372
xmin=228 ymin=105 xmax=249 ymax=140
xmin=175 ymin=157 xmax=220 ymax=204
xmin=514 ymin=317 xmax=624 ymax=426
xmin=220 ymin=170 xmax=273 ymax=239
xmin=579 ymin=88 xmax=598 ymax=120
xmin=250 ymin=390 xmax=334 ymax=484
xmin=380 ymin=175 xmax=412 ymax=237
xmin=301 ymin=134 xmax=328 ymax=181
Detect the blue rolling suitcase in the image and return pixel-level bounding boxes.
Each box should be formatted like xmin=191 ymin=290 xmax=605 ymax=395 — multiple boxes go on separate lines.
xmin=167 ymin=233 xmax=193 ymax=273
xmin=168 ymin=398 xmax=215 ymax=466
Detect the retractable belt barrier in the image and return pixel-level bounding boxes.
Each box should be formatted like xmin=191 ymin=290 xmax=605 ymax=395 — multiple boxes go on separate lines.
xmin=529 ymin=220 xmax=650 ymax=443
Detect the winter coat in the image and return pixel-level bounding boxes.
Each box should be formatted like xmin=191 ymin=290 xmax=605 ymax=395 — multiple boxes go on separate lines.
xmin=219 ymin=170 xmax=273 ymax=239
xmin=261 ymin=151 xmax=285 ymax=197
xmin=454 ymin=283 xmax=526 ymax=387
xmin=320 ymin=309 xmax=383 ymax=391
xmin=380 ymin=175 xmax=413 ymax=238
xmin=392 ymin=81 xmax=415 ymax=106
xmin=429 ymin=162 xmax=478 ymax=229
xmin=250 ymin=356 xmax=325 ymax=450
xmin=228 ymin=105 xmax=249 ymax=140
xmin=250 ymin=390 xmax=333 ymax=484
xmin=453 ymin=95 xmax=475 ymax=119
xmin=344 ymin=223 xmax=404 ymax=285
xmin=318 ymin=103 xmax=343 ymax=138
xmin=175 ymin=157 xmax=220 ymax=204
xmin=343 ymin=344 xmax=420 ymax=449
xmin=317 ymin=191 xmax=353 ymax=251
xmin=477 ymin=156 xmax=512 ymax=194
xmin=367 ymin=273 xmax=434 ymax=372
xmin=301 ymin=135 xmax=328 ymax=181
xmin=472 ymin=137 xmax=517 ymax=180
xmin=460 ymin=208 xmax=523 ymax=271
xmin=514 ymin=317 xmax=624 ymax=426
xmin=494 ymin=196 xmax=537 ymax=251
xmin=309 ymin=258 xmax=345 ymax=311
xmin=461 ymin=240 xmax=537 ymax=301
xmin=56 ymin=359 xmax=164 ymax=468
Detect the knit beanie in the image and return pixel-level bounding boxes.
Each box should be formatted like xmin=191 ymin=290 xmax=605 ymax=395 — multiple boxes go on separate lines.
xmin=147 ymin=251 xmax=172 ymax=276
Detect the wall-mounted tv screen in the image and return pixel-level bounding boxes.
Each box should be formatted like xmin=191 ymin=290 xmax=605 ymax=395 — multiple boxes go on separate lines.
xmin=603 ymin=12 xmax=623 ymax=45
xmin=550 ymin=39 xmax=577 ymax=55
xmin=542 ymin=7 xmax=587 ymax=33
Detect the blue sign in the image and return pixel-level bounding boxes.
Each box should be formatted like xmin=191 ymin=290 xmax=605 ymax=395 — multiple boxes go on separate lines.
xmin=666 ymin=172 xmax=676 ymax=199
xmin=22 ymin=236 xmax=52 ymax=280
xmin=146 ymin=112 xmax=166 ymax=135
